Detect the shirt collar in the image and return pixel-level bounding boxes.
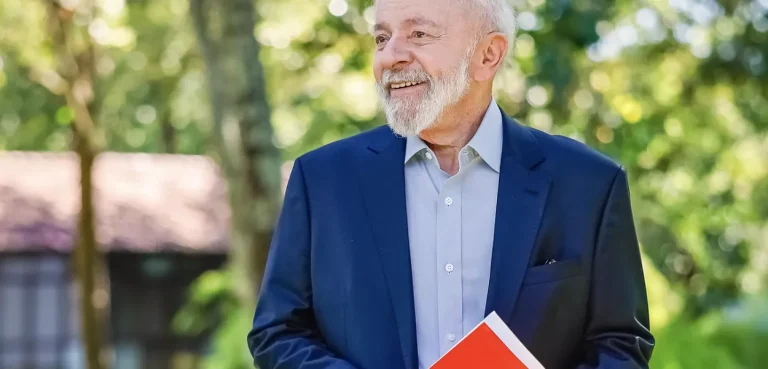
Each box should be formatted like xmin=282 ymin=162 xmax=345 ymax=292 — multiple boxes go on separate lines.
xmin=404 ymin=132 xmax=430 ymax=164
xmin=467 ymin=98 xmax=503 ymax=172
xmin=404 ymin=98 xmax=503 ymax=172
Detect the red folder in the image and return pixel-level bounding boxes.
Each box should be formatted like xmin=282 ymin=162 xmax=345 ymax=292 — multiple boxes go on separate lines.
xmin=430 ymin=311 xmax=545 ymax=369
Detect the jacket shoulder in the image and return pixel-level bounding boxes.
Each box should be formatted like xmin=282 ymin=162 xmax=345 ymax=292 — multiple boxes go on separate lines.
xmin=295 ymin=125 xmax=393 ymax=171
xmin=528 ymin=127 xmax=624 ymax=181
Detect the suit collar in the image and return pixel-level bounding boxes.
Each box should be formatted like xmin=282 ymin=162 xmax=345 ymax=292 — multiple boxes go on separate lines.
xmin=498 ymin=107 xmax=546 ymax=169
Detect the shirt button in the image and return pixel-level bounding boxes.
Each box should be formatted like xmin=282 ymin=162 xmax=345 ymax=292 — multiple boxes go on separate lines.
xmin=444 ymin=197 xmax=453 ymax=206
xmin=425 ymin=152 xmax=433 ymax=160
xmin=445 ymin=263 xmax=454 ymax=272
xmin=447 ymin=333 xmax=456 ymax=342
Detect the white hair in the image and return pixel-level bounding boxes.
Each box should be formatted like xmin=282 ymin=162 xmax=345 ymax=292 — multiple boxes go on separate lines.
xmin=457 ymin=0 xmax=518 ymax=43
xmin=372 ymin=0 xmax=518 ymax=56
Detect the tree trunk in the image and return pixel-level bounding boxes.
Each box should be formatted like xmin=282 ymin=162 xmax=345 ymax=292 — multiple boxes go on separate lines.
xmin=160 ymin=107 xmax=176 ymax=153
xmin=189 ymin=0 xmax=282 ymax=310
xmin=149 ymin=79 xmax=177 ymax=153
xmin=43 ymin=1 xmax=108 ymax=368
xmin=73 ymin=127 xmax=105 ymax=369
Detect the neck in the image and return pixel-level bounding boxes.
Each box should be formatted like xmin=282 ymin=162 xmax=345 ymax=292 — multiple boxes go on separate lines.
xmin=419 ymin=90 xmax=491 ymax=152
xmin=418 ymin=89 xmax=492 ymax=175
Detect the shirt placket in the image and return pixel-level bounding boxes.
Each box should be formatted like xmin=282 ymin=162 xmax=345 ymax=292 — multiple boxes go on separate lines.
xmin=435 ymin=172 xmax=463 ymax=356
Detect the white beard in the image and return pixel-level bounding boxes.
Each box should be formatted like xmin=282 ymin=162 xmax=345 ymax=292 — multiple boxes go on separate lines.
xmin=376 ymin=46 xmax=474 ymax=137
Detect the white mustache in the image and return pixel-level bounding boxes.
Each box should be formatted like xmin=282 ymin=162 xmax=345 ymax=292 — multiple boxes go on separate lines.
xmin=379 ymin=69 xmax=432 ymax=88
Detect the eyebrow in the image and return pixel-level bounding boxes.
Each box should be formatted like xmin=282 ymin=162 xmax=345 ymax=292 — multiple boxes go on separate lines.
xmin=373 ymin=17 xmax=441 ymax=32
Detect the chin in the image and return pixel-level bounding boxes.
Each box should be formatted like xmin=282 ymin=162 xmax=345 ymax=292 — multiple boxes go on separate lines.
xmin=387 ymin=115 xmax=437 ymax=138
xmin=386 ymin=113 xmax=422 ymax=136
xmin=386 ymin=116 xmax=416 ymax=137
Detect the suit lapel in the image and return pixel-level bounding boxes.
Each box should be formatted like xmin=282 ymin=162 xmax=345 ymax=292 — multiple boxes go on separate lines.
xmin=359 ymin=130 xmax=418 ymax=369
xmin=485 ymin=114 xmax=551 ymax=321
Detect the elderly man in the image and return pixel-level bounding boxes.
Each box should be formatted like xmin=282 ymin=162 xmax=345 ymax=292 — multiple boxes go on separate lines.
xmin=247 ymin=0 xmax=654 ymax=368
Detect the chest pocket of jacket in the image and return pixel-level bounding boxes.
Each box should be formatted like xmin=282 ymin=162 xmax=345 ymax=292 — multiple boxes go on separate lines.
xmin=522 ymin=259 xmax=584 ymax=285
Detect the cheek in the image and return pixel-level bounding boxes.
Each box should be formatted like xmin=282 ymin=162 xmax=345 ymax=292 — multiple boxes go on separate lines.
xmin=416 ymin=52 xmax=454 ymax=77
xmin=372 ymin=57 xmax=384 ymax=81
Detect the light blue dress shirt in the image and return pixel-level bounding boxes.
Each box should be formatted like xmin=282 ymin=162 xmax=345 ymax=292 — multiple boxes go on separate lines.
xmin=404 ymin=98 xmax=503 ymax=369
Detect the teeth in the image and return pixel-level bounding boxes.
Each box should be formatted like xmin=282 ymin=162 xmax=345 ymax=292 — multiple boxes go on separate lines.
xmin=391 ymin=81 xmax=422 ymax=89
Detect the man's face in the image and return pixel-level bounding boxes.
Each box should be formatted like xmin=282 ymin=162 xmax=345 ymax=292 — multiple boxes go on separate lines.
xmin=373 ymin=0 xmax=478 ymax=137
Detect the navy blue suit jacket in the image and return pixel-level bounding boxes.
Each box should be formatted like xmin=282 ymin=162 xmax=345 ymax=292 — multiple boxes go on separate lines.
xmin=247 ymin=112 xmax=654 ymax=369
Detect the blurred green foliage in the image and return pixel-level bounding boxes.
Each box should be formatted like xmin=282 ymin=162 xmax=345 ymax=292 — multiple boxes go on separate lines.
xmin=2 ymin=0 xmax=768 ymax=368
xmin=172 ymin=270 xmax=254 ymax=369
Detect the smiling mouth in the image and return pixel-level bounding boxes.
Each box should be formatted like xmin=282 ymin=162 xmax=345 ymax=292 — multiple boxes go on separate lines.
xmin=389 ymin=81 xmax=426 ymax=90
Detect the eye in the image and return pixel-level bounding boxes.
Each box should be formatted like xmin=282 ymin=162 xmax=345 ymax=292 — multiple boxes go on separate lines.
xmin=414 ymin=31 xmax=427 ymax=38
xmin=375 ymin=35 xmax=389 ymax=45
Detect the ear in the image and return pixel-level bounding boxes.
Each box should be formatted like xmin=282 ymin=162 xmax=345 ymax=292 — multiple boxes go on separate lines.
xmin=473 ymin=32 xmax=508 ymax=82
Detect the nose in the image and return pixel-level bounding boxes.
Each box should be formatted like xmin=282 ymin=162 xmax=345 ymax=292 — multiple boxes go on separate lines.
xmin=377 ymin=36 xmax=413 ymax=71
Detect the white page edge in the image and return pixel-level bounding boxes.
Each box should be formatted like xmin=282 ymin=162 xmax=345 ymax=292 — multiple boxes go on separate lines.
xmin=485 ymin=311 xmax=546 ymax=369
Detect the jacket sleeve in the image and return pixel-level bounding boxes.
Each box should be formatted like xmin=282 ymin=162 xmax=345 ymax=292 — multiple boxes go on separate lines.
xmin=247 ymin=159 xmax=359 ymax=369
xmin=575 ymin=167 xmax=655 ymax=369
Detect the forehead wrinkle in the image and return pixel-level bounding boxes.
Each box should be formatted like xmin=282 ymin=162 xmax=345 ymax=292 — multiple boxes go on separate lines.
xmin=402 ymin=16 xmax=440 ymax=28
xmin=374 ymin=16 xmax=441 ymax=33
